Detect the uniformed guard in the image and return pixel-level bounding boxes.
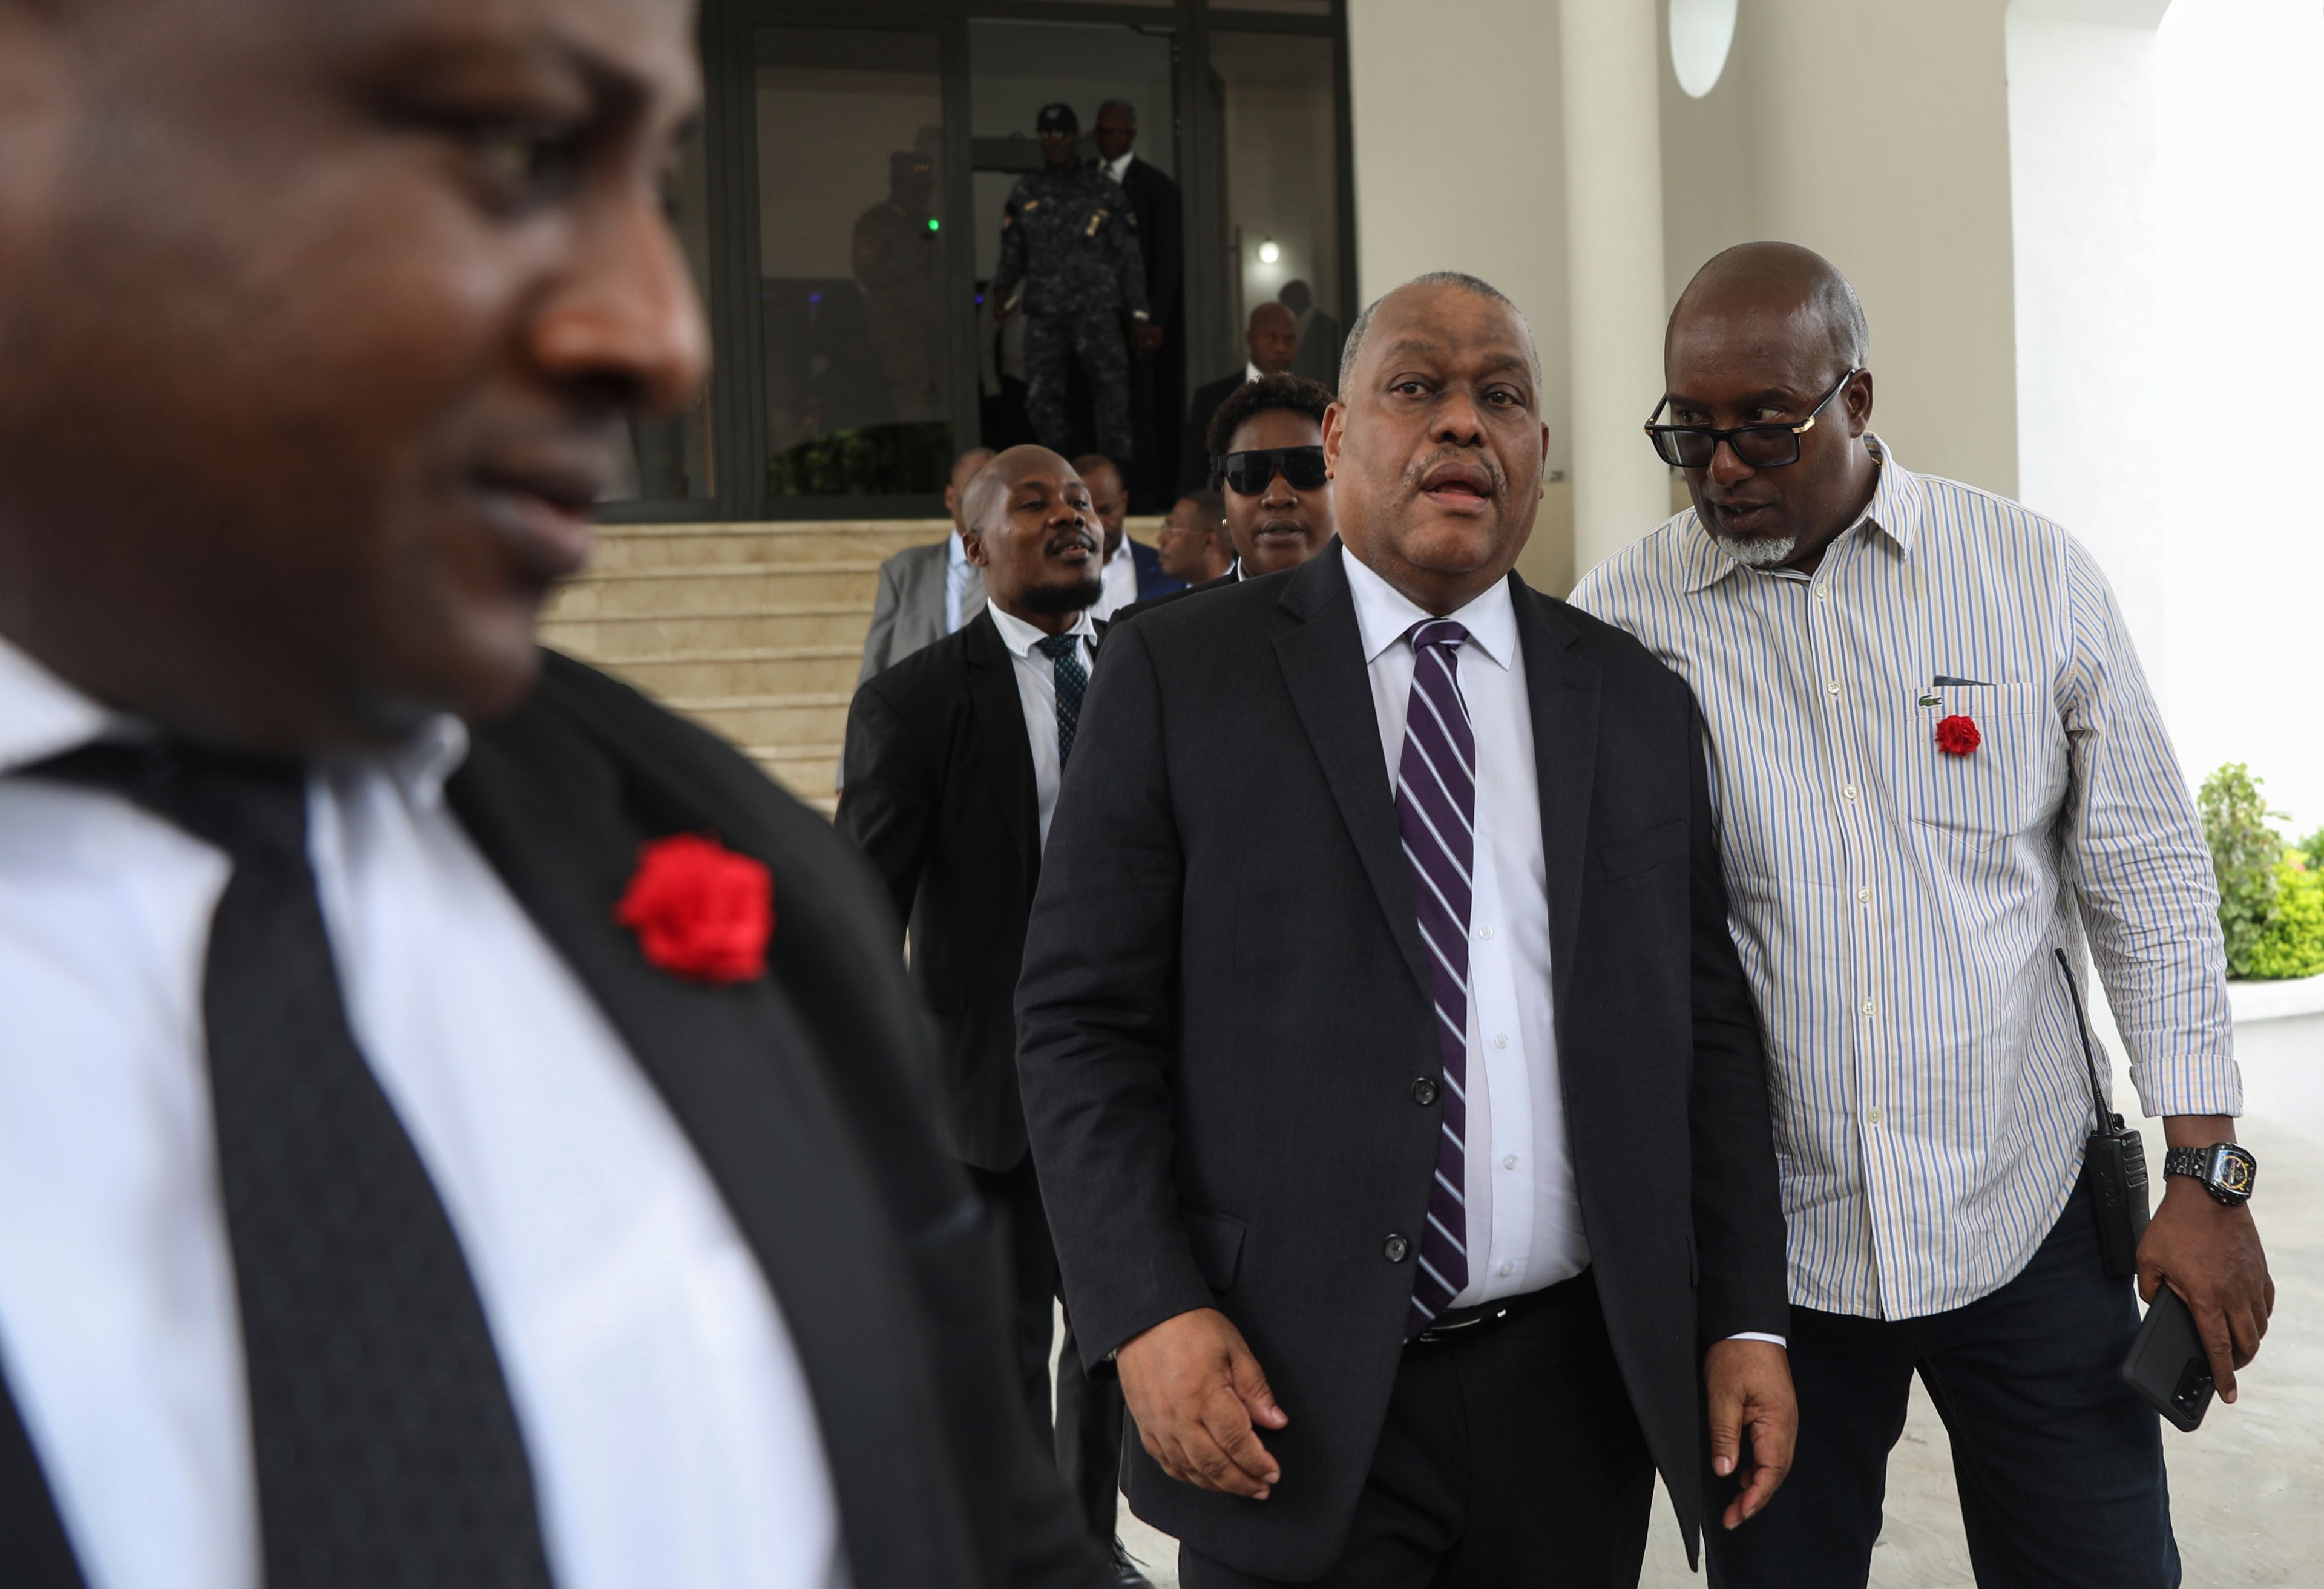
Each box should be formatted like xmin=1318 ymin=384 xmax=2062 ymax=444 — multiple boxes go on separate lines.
xmin=992 ymin=103 xmax=1150 ymax=464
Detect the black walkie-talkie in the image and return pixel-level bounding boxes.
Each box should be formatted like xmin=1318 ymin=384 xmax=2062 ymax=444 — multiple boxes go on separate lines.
xmin=2054 ymin=948 xmax=2150 ymax=1280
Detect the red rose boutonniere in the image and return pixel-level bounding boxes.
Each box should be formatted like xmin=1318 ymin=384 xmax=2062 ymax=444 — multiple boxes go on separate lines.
xmin=614 ymin=834 xmax=773 ymax=985
xmin=1935 ymin=714 xmax=1982 ymax=756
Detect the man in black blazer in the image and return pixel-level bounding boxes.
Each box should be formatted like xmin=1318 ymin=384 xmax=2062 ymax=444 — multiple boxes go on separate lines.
xmin=1019 ymin=273 xmax=1797 ymax=1585
xmin=1180 ymin=301 xmax=1301 ymax=493
xmin=0 ymin=5 xmax=1103 ymax=1588
xmin=1094 ymin=100 xmax=1184 ymax=513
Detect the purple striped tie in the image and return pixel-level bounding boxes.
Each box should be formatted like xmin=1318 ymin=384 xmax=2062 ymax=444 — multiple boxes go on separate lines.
xmin=1397 ymin=618 xmax=1474 ymax=1337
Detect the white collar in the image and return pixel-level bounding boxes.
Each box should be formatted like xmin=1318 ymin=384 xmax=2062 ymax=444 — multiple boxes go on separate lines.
xmin=1244 ymin=361 xmax=1266 ymax=385
xmin=1103 ymin=152 xmax=1134 ymax=184
xmin=0 ymin=630 xmax=469 ymax=809
xmin=1103 ymin=535 xmax=1134 ymax=569
xmin=985 ymin=599 xmax=1097 ymax=659
xmin=1339 ymin=545 xmax=1518 ymax=672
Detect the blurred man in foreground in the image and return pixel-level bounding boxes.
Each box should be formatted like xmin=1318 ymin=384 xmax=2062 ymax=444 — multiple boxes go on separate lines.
xmin=1574 ymin=241 xmax=2269 ymax=1588
xmin=0 ymin=4 xmax=1101 ymax=1587
xmin=1019 ymin=272 xmax=1793 ymax=1586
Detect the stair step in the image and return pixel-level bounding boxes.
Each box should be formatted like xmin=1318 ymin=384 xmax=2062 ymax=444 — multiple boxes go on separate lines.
xmin=596 ymin=649 xmax=860 ymax=698
xmin=542 ymin=602 xmax=875 ymax=658
xmin=590 ymin=521 xmax=945 ymax=570
xmin=671 ymin=692 xmax=856 ymax=748
xmin=548 ymin=563 xmax=882 ymax=616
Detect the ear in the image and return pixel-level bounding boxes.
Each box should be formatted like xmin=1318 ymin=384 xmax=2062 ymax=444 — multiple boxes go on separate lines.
xmin=962 ymin=528 xmax=991 ymax=570
xmin=1321 ymin=399 xmax=1347 ymax=479
xmin=1845 ymin=369 xmax=1875 ymax=437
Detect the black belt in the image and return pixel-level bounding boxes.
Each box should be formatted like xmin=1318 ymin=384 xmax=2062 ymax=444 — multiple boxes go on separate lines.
xmin=1407 ymin=1268 xmax=1592 ymax=1348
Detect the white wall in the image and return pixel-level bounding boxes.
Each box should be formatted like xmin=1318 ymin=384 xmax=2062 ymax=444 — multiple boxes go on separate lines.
xmin=2153 ymin=0 xmax=2324 ymax=830
xmin=1659 ymin=0 xmax=2022 ymax=499
xmin=1345 ymin=0 xmax=1572 ymax=483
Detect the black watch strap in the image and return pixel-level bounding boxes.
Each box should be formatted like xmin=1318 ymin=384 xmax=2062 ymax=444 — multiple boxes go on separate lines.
xmin=2164 ymin=1144 xmax=2257 ymax=1204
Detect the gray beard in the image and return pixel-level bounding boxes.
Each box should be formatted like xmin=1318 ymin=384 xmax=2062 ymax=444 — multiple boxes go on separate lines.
xmin=1710 ymin=532 xmax=1799 ymax=569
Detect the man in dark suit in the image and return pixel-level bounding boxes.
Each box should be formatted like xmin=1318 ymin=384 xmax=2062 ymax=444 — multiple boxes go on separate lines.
xmin=1180 ymin=301 xmax=1301 ymax=494
xmin=1019 ymin=272 xmax=1797 ymax=1586
xmin=0 ymin=4 xmax=1103 ymax=1588
xmin=1093 ymin=100 xmax=1184 ymax=514
xmin=1279 ymin=279 xmax=1343 ymax=393
xmin=838 ymin=446 xmax=1152 ymax=1585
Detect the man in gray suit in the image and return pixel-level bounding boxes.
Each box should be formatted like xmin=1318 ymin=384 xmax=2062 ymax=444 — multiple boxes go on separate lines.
xmin=859 ymin=447 xmax=996 ymax=684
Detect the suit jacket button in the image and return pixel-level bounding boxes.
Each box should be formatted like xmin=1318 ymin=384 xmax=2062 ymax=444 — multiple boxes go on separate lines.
xmin=1411 ymin=1077 xmax=1439 ymax=1106
xmin=1383 ymin=1233 xmax=1411 ymax=1263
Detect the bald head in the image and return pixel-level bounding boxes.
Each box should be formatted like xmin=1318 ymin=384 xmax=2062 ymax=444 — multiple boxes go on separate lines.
xmin=959 ymin=445 xmax=1100 ymax=628
xmin=1341 ymin=272 xmax=1543 ymax=396
xmin=962 ymin=445 xmax=1076 ymax=536
xmin=1247 ymin=301 xmax=1299 ymax=378
xmin=1670 ymin=241 xmax=1868 ymax=375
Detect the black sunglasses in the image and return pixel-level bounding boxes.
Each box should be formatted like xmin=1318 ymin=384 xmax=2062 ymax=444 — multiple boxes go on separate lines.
xmin=1218 ymin=445 xmax=1328 ymax=496
xmin=1643 ymin=367 xmax=1860 ymax=470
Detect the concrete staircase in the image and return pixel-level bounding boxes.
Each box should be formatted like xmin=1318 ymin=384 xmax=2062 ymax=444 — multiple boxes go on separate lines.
xmin=539 ymin=520 xmax=946 ymax=814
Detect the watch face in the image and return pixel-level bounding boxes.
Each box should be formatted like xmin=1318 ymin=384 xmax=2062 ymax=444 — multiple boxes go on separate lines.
xmin=2212 ymin=1146 xmax=2257 ymax=1199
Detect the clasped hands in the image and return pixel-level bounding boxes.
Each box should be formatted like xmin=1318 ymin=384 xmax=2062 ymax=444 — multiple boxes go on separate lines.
xmin=1114 ymin=1306 xmax=1799 ymax=1530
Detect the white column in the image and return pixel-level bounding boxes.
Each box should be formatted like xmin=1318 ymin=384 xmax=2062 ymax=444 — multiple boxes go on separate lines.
xmin=1558 ymin=0 xmax=1673 ymax=580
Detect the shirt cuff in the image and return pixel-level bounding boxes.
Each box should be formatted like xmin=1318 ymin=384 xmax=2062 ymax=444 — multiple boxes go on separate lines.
xmin=1724 ymin=1331 xmax=1787 ymax=1348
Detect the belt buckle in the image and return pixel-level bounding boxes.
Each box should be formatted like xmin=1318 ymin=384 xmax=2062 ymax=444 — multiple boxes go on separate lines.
xmin=1415 ymin=1302 xmax=1511 ymax=1346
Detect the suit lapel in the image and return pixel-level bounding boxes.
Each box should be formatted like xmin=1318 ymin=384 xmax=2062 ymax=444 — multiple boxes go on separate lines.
xmin=0 ymin=1368 xmax=86 ymax=1589
xmin=447 ymin=732 xmax=975 ymax=1589
xmin=962 ymin=611 xmax=1040 ymax=891
xmin=1511 ymin=577 xmax=1601 ymax=1015
xmin=1272 ymin=545 xmax=1431 ymax=995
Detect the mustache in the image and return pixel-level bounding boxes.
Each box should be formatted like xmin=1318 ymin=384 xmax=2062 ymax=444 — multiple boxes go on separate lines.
xmin=1402 ymin=449 xmax=1505 ymax=499
xmin=1045 ymin=524 xmax=1100 ymax=556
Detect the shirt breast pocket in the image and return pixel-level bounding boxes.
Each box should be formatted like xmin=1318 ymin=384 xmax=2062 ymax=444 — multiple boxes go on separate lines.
xmin=1894 ymin=682 xmax=2064 ymax=839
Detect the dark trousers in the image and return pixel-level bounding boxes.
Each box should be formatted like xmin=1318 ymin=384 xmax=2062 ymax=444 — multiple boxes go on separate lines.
xmin=1055 ymin=1310 xmax=1127 ymax=1540
xmin=1707 ymin=1175 xmax=2178 ymax=1588
xmin=965 ymin=1155 xmax=1059 ymax=1440
xmin=1180 ymin=1271 xmax=1654 ymax=1588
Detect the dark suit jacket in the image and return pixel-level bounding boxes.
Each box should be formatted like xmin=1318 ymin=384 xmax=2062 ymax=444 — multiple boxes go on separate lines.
xmin=1114 ymin=157 xmax=1181 ymax=330
xmin=1127 ymin=539 xmax=1183 ymax=604
xmin=1179 ymin=370 xmax=1247 ymax=494
xmin=837 ymin=609 xmax=1043 ymax=1174
xmin=1111 ymin=566 xmax=1235 ymax=628
xmin=0 ymin=650 xmax=1101 ymax=1589
xmin=1016 ymin=546 xmax=1787 ymax=1579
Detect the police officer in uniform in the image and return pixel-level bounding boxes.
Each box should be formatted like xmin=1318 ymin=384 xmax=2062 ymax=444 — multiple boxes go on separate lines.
xmin=993 ymin=103 xmax=1151 ymax=466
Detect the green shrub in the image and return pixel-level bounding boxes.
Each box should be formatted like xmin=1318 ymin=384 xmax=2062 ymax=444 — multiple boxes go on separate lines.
xmin=2246 ymin=856 xmax=2324 ymax=981
xmin=2201 ymin=763 xmax=2283 ymax=975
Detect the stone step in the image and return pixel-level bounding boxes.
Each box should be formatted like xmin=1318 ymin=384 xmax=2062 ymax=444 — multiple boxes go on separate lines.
xmin=542 ymin=601 xmax=874 ymax=658
xmin=547 ymin=561 xmax=883 ymax=617
xmin=589 ymin=520 xmax=944 ymax=571
xmin=671 ymin=691 xmax=855 ymax=750
xmin=747 ymin=742 xmax=843 ymax=804
xmin=598 ymin=645 xmax=862 ymax=700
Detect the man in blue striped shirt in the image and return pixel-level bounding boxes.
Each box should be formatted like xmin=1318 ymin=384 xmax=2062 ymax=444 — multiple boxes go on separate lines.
xmin=1572 ymin=242 xmax=2273 ymax=1588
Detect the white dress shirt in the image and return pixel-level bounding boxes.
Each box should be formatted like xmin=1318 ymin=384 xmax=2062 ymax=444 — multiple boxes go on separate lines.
xmin=1574 ymin=438 xmax=2237 ymax=1319
xmin=1102 ymin=151 xmax=1134 ymax=186
xmin=985 ymin=600 xmax=1099 ymax=849
xmin=1341 ymin=552 xmax=1587 ymax=1306
xmin=1094 ymin=535 xmax=1141 ymax=622
xmin=0 ymin=638 xmax=841 ymax=1589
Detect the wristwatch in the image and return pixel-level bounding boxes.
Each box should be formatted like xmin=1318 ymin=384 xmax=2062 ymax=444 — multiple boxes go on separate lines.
xmin=2164 ymin=1142 xmax=2257 ymax=1207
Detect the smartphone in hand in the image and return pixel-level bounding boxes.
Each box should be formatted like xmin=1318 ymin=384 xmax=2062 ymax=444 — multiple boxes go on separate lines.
xmin=2121 ymin=1286 xmax=2214 ymax=1432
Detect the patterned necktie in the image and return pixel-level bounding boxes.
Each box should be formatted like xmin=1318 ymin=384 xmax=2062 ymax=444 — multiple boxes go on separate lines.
xmin=1039 ymin=632 xmax=1089 ymax=768
xmin=1396 ymin=620 xmax=1475 ymax=1337
xmin=30 ymin=742 xmax=555 ymax=1589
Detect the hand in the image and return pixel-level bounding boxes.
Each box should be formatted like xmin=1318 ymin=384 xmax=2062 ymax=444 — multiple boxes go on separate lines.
xmin=2138 ymin=1180 xmax=2274 ymax=1404
xmin=1704 ymin=1337 xmax=1796 ymax=1530
xmin=1130 ymin=320 xmax=1164 ymax=356
xmin=1115 ymin=1307 xmax=1288 ymax=1499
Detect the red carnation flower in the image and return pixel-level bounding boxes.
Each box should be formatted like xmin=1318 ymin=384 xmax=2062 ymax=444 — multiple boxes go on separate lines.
xmin=614 ymin=834 xmax=773 ymax=985
xmin=1935 ymin=714 xmax=1982 ymax=756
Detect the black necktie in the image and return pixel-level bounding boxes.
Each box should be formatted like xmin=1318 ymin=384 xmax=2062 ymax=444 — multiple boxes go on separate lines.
xmin=1037 ymin=632 xmax=1088 ymax=768
xmin=31 ymin=742 xmax=554 ymax=1589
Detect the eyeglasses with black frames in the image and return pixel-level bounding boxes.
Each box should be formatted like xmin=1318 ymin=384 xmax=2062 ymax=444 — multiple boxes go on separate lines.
xmin=1643 ymin=367 xmax=1861 ymax=470
xmin=1218 ymin=445 xmax=1328 ymax=496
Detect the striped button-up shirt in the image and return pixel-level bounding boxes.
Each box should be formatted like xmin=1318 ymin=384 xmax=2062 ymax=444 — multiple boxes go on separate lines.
xmin=1571 ymin=439 xmax=2239 ymax=1319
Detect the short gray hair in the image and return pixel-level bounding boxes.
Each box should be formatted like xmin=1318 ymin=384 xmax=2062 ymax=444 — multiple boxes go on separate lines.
xmin=1339 ymin=270 xmax=1542 ymax=395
